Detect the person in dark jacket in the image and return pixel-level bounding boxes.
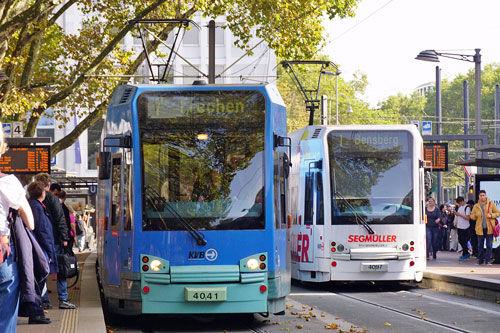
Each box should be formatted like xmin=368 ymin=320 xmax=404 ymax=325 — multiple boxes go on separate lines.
xmin=426 ymin=198 xmax=442 ymax=260
xmin=26 ymin=181 xmax=55 ymax=324
xmin=56 ymin=189 xmax=76 ymax=249
xmin=34 ymin=174 xmax=77 ymax=310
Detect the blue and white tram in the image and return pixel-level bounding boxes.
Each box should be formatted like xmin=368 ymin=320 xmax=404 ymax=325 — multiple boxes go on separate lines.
xmin=288 ymin=125 xmax=426 ymax=283
xmin=96 ymin=83 xmax=290 ymax=315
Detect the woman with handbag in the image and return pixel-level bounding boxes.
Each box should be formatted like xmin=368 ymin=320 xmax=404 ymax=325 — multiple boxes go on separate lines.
xmin=470 ymin=190 xmax=500 ymax=265
xmin=0 ymin=122 xmax=35 ymax=332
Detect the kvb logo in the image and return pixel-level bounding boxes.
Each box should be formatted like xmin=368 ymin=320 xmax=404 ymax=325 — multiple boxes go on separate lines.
xmin=188 ymin=248 xmax=218 ymax=261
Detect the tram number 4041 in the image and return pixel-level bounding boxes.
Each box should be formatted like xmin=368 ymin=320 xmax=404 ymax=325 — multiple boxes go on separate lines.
xmin=185 ymin=287 xmax=227 ymax=302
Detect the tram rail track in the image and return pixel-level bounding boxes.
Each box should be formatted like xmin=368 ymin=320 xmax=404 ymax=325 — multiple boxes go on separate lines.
xmin=331 ymin=290 xmax=471 ymax=333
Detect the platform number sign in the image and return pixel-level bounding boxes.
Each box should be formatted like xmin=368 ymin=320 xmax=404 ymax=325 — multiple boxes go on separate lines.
xmin=12 ymin=121 xmax=24 ymax=138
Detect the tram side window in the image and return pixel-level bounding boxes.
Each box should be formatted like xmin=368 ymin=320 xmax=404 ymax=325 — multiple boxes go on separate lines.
xmin=316 ymin=172 xmax=324 ymax=225
xmin=123 ymin=163 xmax=132 ymax=231
xmin=304 ymin=172 xmax=313 ymax=225
xmin=111 ymin=157 xmax=122 ymax=228
xmin=280 ymin=153 xmax=287 ymax=227
xmin=273 ymin=151 xmax=280 ymax=229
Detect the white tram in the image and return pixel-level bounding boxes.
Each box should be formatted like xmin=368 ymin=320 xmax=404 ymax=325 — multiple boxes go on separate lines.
xmin=288 ymin=125 xmax=426 ymax=282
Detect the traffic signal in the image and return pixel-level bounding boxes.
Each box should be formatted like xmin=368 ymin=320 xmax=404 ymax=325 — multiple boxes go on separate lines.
xmin=469 ymin=185 xmax=474 ymax=194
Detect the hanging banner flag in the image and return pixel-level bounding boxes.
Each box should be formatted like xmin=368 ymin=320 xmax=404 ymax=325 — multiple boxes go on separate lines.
xmin=74 ymin=114 xmax=81 ymax=164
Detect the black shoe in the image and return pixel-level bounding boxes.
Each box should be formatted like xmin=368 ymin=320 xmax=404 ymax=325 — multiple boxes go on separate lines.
xmin=42 ymin=301 xmax=52 ymax=309
xmin=59 ymin=299 xmax=77 ymax=309
xmin=29 ymin=315 xmax=52 ymax=324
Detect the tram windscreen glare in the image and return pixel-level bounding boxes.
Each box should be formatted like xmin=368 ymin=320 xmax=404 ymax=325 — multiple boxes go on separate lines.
xmin=328 ymin=130 xmax=414 ymax=225
xmin=138 ymin=90 xmax=265 ymax=231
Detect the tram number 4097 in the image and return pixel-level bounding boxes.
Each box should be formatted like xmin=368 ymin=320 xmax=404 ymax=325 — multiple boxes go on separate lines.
xmin=361 ymin=263 xmax=388 ymax=272
xmin=185 ymin=287 xmax=227 ymax=302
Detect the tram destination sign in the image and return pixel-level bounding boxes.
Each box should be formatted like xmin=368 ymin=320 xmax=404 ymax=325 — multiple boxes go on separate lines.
xmin=423 ymin=143 xmax=448 ymax=171
xmin=0 ymin=145 xmax=50 ymax=173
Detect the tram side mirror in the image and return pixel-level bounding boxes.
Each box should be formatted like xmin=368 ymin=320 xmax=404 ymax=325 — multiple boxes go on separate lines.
xmin=283 ymin=153 xmax=291 ymax=179
xmin=98 ymin=151 xmax=112 ymax=180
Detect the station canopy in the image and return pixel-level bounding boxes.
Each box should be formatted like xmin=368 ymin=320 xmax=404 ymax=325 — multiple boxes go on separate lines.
xmin=455 ymin=145 xmax=500 ymax=168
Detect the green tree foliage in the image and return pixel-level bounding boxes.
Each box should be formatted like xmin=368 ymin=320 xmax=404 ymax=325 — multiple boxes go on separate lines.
xmin=0 ymin=0 xmax=361 ymax=155
xmin=380 ymin=62 xmax=500 ymax=190
xmin=277 ymin=59 xmax=398 ymax=132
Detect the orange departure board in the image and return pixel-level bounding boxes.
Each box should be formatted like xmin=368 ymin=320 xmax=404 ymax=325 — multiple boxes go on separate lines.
xmin=423 ymin=143 xmax=448 ymax=171
xmin=0 ymin=146 xmax=50 ymax=173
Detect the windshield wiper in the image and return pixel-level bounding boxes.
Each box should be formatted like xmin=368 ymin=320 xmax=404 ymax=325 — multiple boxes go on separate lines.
xmin=145 ymin=186 xmax=207 ymax=246
xmin=334 ymin=191 xmax=375 ymax=235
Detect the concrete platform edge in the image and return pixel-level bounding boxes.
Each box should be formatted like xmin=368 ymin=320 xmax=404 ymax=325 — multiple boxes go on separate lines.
xmin=423 ymin=271 xmax=500 ymax=291
xmin=77 ymin=251 xmax=106 ymax=333
xmin=421 ymin=271 xmax=500 ymax=303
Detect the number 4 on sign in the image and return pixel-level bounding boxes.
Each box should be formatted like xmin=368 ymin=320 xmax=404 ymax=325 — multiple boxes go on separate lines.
xmin=12 ymin=121 xmax=23 ymax=138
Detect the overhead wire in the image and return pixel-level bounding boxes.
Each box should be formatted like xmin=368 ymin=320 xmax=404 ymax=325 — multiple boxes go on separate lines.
xmin=331 ymin=0 xmax=396 ymax=42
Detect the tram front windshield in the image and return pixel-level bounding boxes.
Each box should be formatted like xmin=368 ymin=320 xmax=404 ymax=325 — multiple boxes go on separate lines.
xmin=138 ymin=90 xmax=265 ymax=231
xmin=328 ymin=130 xmax=413 ymax=225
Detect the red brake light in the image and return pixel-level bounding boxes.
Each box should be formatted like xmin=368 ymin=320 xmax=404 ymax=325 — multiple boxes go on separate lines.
xmin=142 ymin=256 xmax=149 ymax=263
xmin=331 ymin=261 xmax=337 ymax=267
xmin=259 ymin=285 xmax=267 ymax=292
xmin=143 ymin=286 xmax=150 ymax=293
xmin=142 ymin=265 xmax=149 ymax=271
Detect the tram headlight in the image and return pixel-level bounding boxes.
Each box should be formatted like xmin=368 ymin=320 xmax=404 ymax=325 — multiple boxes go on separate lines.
xmin=337 ymin=244 xmax=345 ymax=252
xmin=402 ymin=244 xmax=409 ymax=251
xmin=246 ymin=258 xmax=260 ymax=270
xmin=150 ymin=259 xmax=162 ymax=272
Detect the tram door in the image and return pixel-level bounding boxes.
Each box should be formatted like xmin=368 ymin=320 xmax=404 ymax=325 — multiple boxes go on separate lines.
xmin=295 ymin=160 xmax=324 ymax=267
xmin=104 ymin=154 xmax=122 ymax=285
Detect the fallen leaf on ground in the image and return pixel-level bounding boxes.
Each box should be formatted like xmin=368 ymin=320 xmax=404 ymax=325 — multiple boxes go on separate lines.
xmin=325 ymin=323 xmax=338 ymax=329
xmin=272 ymin=321 xmax=282 ymax=325
xmin=295 ymin=324 xmax=304 ymax=329
xmin=384 ymin=322 xmax=392 ymax=327
xmin=321 ymin=313 xmax=326 ymax=317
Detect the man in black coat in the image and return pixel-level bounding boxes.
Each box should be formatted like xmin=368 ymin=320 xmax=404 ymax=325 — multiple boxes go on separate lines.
xmin=34 ymin=173 xmax=77 ymax=310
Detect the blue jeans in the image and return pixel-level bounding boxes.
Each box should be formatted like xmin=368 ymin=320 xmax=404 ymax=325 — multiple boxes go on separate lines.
xmin=42 ymin=244 xmax=68 ymax=302
xmin=0 ymin=245 xmax=19 ymax=333
xmin=477 ymin=231 xmax=493 ymax=264
xmin=426 ymin=227 xmax=440 ymax=258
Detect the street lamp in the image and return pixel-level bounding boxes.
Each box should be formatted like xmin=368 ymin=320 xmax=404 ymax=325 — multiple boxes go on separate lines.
xmin=416 ymin=48 xmax=483 ymax=204
xmin=415 ymin=49 xmax=481 ymax=137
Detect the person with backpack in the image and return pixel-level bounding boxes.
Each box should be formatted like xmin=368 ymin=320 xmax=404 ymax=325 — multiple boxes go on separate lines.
xmin=470 ymin=190 xmax=500 ymax=265
xmin=75 ymin=214 xmax=86 ymax=252
xmin=0 ymin=123 xmax=35 ymax=332
xmin=454 ymin=197 xmax=471 ymax=261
